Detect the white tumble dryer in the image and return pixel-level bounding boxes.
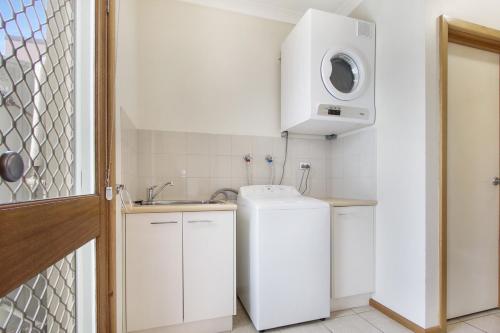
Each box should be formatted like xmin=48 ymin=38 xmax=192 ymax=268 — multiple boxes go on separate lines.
xmin=281 ymin=9 xmax=376 ymax=135
xmin=236 ymin=185 xmax=330 ymax=331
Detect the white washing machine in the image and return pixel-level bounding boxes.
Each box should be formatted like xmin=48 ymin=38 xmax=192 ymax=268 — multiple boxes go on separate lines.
xmin=236 ymin=185 xmax=330 ymax=331
xmin=281 ymin=9 xmax=376 ymax=135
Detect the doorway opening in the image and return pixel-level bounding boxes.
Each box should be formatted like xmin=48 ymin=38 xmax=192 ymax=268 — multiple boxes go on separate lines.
xmin=439 ymin=15 xmax=500 ymax=331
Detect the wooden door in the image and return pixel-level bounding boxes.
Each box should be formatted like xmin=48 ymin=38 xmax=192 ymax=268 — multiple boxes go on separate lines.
xmin=447 ymin=42 xmax=500 ymax=319
xmin=0 ymin=0 xmax=113 ymax=331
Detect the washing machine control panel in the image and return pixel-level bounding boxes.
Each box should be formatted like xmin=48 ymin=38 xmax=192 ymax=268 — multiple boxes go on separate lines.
xmin=239 ymin=185 xmax=300 ymax=198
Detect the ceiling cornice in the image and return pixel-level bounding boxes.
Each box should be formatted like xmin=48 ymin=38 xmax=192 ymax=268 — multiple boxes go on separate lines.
xmin=177 ymin=0 xmax=302 ymax=24
xmin=176 ymin=0 xmax=364 ymax=24
xmin=335 ymin=0 xmax=364 ymax=16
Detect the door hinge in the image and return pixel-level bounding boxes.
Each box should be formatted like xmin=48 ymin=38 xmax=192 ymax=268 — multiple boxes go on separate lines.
xmin=106 ymin=0 xmax=110 ymax=14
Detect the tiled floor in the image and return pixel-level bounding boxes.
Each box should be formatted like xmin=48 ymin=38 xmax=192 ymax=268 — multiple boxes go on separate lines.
xmin=448 ymin=309 xmax=500 ymax=333
xmin=233 ymin=301 xmax=500 ymax=333
xmin=232 ymin=301 xmax=413 ymax=333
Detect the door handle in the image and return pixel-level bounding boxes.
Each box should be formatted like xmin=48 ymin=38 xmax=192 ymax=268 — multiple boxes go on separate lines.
xmin=493 ymin=177 xmax=500 ymax=186
xmin=150 ymin=221 xmax=178 ymax=225
xmin=188 ymin=220 xmax=214 ymax=223
xmin=0 ymin=151 xmax=24 ymax=182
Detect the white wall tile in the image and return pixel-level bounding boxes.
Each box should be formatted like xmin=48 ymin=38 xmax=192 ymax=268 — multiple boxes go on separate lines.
xmin=127 ymin=130 xmax=335 ymax=200
xmin=272 ymin=137 xmax=287 ymax=158
xmin=231 ymin=135 xmax=253 ymax=156
xmin=251 ymin=136 xmax=275 ymax=157
xmin=186 ymin=154 xmax=211 ymax=178
xmin=152 ymin=154 xmax=187 ymax=179
xmin=212 ymin=135 xmax=232 ymax=155
xmin=231 ymin=156 xmax=248 ymax=179
xmin=211 ymin=155 xmax=232 ymax=178
xmin=137 ymin=130 xmax=152 ymax=156
xmin=152 ymin=131 xmax=187 ymax=154
xmin=186 ymin=178 xmax=211 ymax=200
xmin=187 ymin=133 xmax=213 ymax=155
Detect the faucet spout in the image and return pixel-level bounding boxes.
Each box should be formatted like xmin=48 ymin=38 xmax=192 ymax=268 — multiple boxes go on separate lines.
xmin=147 ymin=181 xmax=174 ymax=202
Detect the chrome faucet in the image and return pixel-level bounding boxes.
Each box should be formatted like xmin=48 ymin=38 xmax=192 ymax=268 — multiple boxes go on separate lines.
xmin=209 ymin=188 xmax=239 ymax=201
xmin=146 ymin=181 xmax=174 ymax=202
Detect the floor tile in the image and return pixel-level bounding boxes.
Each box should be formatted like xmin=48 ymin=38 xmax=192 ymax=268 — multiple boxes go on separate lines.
xmin=359 ymin=310 xmax=413 ymax=333
xmin=447 ymin=322 xmax=484 ymax=333
xmin=352 ymin=305 xmax=375 ymax=314
xmin=449 ymin=309 xmax=500 ymax=325
xmin=466 ymin=314 xmax=500 ymax=333
xmin=323 ymin=314 xmax=381 ymax=333
xmin=279 ymin=322 xmax=331 ymax=333
xmin=332 ymin=309 xmax=356 ymax=318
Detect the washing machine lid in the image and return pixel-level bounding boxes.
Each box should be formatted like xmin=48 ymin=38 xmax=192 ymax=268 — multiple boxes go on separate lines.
xmin=250 ymin=196 xmax=329 ymax=210
xmin=239 ymin=185 xmax=329 ymax=210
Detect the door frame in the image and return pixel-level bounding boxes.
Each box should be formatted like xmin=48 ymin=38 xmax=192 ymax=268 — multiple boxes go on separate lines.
xmin=0 ymin=0 xmax=116 ymax=332
xmin=439 ymin=15 xmax=500 ymax=331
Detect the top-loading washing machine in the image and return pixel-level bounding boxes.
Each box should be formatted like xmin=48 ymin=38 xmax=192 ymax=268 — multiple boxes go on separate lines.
xmin=236 ymin=185 xmax=330 ymax=331
xmin=281 ymin=9 xmax=376 ymax=135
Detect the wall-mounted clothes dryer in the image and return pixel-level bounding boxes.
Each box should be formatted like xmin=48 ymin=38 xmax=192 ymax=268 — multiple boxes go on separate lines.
xmin=281 ymin=9 xmax=375 ymax=135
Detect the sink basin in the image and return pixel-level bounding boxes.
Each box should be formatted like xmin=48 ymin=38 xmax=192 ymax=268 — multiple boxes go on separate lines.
xmin=135 ymin=200 xmax=224 ymax=206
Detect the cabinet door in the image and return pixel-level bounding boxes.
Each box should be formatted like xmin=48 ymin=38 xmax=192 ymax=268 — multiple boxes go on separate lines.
xmin=332 ymin=207 xmax=374 ymax=299
xmin=126 ymin=213 xmax=183 ymax=331
xmin=183 ymin=211 xmax=234 ymax=323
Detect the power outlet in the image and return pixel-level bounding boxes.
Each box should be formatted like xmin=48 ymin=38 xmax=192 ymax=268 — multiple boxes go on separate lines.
xmin=299 ymin=162 xmax=311 ymax=170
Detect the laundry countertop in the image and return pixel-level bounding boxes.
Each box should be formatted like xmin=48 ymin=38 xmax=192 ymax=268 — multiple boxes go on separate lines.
xmin=122 ymin=201 xmax=237 ymax=214
xmin=322 ymin=198 xmax=378 ymax=207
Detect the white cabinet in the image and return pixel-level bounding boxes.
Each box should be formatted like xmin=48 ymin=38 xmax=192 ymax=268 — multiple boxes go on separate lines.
xmin=332 ymin=206 xmax=374 ymax=299
xmin=183 ymin=211 xmax=234 ymax=323
xmin=125 ymin=210 xmax=235 ymax=332
xmin=125 ymin=213 xmax=183 ymax=332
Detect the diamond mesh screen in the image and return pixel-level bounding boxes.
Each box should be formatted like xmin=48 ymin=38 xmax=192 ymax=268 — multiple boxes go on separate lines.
xmin=0 ymin=251 xmax=76 ymax=333
xmin=0 ymin=0 xmax=76 ymax=203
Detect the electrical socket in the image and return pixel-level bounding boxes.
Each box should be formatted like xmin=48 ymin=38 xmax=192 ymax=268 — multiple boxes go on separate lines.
xmin=299 ymin=162 xmax=311 ymax=170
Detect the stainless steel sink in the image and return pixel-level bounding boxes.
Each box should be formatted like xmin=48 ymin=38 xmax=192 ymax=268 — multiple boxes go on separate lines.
xmin=135 ymin=200 xmax=224 ymax=206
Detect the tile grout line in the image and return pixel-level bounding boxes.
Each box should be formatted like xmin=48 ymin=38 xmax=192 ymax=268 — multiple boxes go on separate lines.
xmin=463 ymin=321 xmax=488 ymax=333
xmin=448 ymin=310 xmax=500 ymax=327
xmin=355 ymin=312 xmax=384 ymax=333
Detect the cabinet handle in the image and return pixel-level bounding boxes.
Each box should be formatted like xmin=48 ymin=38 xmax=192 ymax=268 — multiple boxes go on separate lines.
xmin=150 ymin=221 xmax=178 ymax=225
xmin=188 ymin=220 xmax=214 ymax=223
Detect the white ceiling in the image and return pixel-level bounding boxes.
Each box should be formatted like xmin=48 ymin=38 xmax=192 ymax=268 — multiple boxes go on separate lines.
xmin=176 ymin=0 xmax=364 ymax=24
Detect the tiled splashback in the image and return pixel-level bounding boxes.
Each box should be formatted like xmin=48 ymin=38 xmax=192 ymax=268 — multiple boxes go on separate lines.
xmin=132 ymin=130 xmax=330 ymax=201
xmin=121 ymin=112 xmax=140 ymax=200
xmin=328 ymin=128 xmax=377 ymax=200
xmin=121 ymin=112 xmax=377 ymax=202
xmin=121 ymin=119 xmax=329 ymax=200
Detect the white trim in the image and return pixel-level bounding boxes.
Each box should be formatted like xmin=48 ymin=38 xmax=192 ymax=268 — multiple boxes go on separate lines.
xmin=176 ymin=0 xmax=302 ymax=23
xmin=175 ymin=0 xmax=364 ymax=23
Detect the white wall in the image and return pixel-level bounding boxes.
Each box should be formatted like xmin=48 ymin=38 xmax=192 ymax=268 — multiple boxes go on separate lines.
xmin=351 ymin=0 xmax=428 ymax=327
xmin=136 ymin=0 xmax=292 ymax=137
xmin=424 ymin=0 xmax=500 ymax=327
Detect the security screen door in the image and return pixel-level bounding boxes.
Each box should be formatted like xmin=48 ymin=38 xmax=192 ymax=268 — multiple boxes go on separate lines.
xmin=0 ymin=0 xmax=111 ymax=332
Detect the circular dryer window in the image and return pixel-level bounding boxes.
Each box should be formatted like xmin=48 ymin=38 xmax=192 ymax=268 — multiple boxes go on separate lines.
xmin=321 ymin=50 xmax=366 ymax=101
xmin=330 ymin=54 xmax=359 ymax=93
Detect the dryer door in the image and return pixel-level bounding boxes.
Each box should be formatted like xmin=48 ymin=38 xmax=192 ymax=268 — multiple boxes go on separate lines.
xmin=321 ymin=50 xmax=367 ymax=101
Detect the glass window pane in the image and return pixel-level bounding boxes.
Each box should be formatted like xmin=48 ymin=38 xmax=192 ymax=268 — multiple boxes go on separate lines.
xmin=0 ymin=240 xmax=96 ymax=333
xmin=0 ymin=0 xmax=95 ymax=204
